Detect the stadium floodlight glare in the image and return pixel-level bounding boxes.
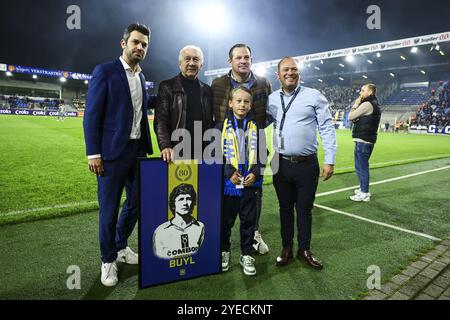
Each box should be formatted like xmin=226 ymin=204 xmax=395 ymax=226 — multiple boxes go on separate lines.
xmin=6 ymin=71 xmax=12 ymax=76
xmin=400 ymin=55 xmax=406 ymax=61
xmin=430 ymin=43 xmax=441 ymax=52
xmin=390 ymin=73 xmax=395 ymax=77
xmin=421 ymin=70 xmax=426 ymax=75
xmin=254 ymin=67 xmax=267 ymax=77
xmin=197 ymin=3 xmax=228 ymax=34
xmin=32 ymin=74 xmax=38 ymax=79
xmin=345 ymin=55 xmax=354 ymax=62
xmin=367 ymin=59 xmax=373 ymax=64
xmin=411 ymin=47 xmax=418 ymax=53
xmin=339 ymin=63 xmax=345 ymax=68
xmin=59 ymin=77 xmax=66 ymax=83
xmin=376 ymin=52 xmax=381 ymax=58
xmin=362 ymin=75 xmax=368 ymax=79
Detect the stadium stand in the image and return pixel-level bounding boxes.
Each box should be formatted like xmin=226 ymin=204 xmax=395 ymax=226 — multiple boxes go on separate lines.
xmin=0 ymin=95 xmax=84 ymax=112
xmin=383 ymin=87 xmax=431 ymax=105
xmin=411 ymin=80 xmax=450 ymax=126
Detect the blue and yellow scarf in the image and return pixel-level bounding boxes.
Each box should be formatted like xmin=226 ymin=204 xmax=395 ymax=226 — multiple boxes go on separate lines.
xmin=221 ymin=115 xmax=260 ymax=196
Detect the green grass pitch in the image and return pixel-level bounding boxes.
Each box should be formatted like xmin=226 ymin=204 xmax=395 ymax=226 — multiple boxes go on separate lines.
xmin=0 ymin=115 xmax=449 ymax=299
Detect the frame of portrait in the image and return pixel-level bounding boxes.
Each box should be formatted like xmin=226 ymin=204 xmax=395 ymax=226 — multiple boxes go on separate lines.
xmin=138 ymin=158 xmax=223 ymax=288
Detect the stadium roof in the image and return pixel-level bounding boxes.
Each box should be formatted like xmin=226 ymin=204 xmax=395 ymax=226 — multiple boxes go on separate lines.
xmin=205 ymin=31 xmax=450 ymax=84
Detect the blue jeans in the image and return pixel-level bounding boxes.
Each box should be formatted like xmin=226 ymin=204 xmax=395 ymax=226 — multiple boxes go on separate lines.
xmin=354 ymin=142 xmax=374 ymax=193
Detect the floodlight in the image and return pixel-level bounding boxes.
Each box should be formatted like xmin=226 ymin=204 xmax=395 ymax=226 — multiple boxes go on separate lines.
xmin=198 ymin=3 xmax=228 ymax=33
xmin=254 ymin=67 xmax=267 ymax=77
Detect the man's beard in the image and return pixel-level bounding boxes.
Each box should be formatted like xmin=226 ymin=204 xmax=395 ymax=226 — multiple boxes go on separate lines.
xmin=127 ymin=50 xmax=143 ymax=64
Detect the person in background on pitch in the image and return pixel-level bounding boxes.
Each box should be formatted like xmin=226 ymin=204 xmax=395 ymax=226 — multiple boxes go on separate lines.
xmin=57 ymin=104 xmax=65 ymax=121
xmin=349 ymin=84 xmax=381 ymax=202
xmin=211 ymin=43 xmax=272 ymax=256
xmin=216 ymin=86 xmax=266 ymax=276
xmin=83 ymin=23 xmax=153 ymax=287
xmin=267 ymin=57 xmax=337 ymax=270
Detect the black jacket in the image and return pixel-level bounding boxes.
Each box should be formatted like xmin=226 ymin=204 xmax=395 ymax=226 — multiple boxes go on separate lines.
xmin=352 ymin=95 xmax=381 ymax=143
xmin=154 ymin=74 xmax=214 ymax=150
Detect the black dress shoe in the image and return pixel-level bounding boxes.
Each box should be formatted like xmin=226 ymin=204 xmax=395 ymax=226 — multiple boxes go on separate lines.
xmin=297 ymin=250 xmax=323 ymax=270
xmin=276 ymin=247 xmax=293 ymax=267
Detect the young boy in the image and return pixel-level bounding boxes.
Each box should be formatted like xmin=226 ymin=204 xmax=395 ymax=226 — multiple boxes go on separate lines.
xmin=216 ymin=86 xmax=266 ymax=276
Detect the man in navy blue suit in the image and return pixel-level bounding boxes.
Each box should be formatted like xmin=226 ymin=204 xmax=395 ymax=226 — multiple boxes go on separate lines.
xmin=83 ymin=23 xmax=153 ymax=287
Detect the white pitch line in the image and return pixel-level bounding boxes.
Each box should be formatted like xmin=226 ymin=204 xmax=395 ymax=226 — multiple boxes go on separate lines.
xmin=336 ymin=155 xmax=450 ymax=172
xmin=2 ymin=201 xmax=98 ymax=217
xmin=314 ymin=204 xmax=442 ymax=241
xmin=317 ymin=165 xmax=450 ymax=198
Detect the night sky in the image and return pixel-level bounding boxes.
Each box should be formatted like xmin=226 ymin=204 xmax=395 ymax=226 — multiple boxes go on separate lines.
xmin=1 ymin=0 xmax=449 ymax=84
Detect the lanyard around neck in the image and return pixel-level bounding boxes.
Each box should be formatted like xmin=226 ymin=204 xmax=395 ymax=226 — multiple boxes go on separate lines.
xmin=279 ymin=86 xmax=301 ymax=132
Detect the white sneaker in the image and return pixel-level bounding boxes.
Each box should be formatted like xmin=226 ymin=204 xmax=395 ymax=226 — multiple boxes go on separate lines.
xmin=350 ymin=192 xmax=371 ymax=202
xmin=101 ymin=262 xmax=118 ymax=287
xmin=221 ymin=252 xmax=230 ymax=272
xmin=116 ymin=246 xmax=139 ymax=264
xmin=354 ymin=188 xmax=371 ymax=196
xmin=240 ymin=255 xmax=256 ymax=276
xmin=253 ymin=230 xmax=269 ymax=255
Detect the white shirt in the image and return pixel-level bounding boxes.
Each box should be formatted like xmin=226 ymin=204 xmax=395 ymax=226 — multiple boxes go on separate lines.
xmin=119 ymin=56 xmax=143 ymax=140
xmin=152 ymin=216 xmax=205 ymax=260
xmin=87 ymin=57 xmax=144 ymax=160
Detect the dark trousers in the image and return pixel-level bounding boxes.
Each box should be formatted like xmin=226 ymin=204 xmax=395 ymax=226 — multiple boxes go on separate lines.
xmin=255 ymin=188 xmax=262 ymax=231
xmin=273 ymin=155 xmax=320 ymax=251
xmin=354 ymin=142 xmax=374 ymax=193
xmin=221 ymin=189 xmax=258 ymax=256
xmin=97 ymin=140 xmax=145 ymax=263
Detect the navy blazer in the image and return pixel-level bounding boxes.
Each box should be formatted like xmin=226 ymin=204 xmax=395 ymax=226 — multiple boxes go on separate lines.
xmin=83 ymin=59 xmax=153 ymax=161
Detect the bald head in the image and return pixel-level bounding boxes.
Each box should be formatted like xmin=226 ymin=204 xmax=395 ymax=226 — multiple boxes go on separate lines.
xmin=277 ymin=57 xmax=301 ymax=93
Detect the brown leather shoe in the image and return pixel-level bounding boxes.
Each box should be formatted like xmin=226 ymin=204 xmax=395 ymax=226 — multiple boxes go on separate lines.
xmin=275 ymin=247 xmax=293 ymax=267
xmin=297 ymin=250 xmax=323 ymax=270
